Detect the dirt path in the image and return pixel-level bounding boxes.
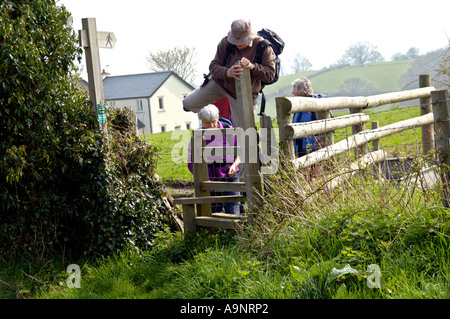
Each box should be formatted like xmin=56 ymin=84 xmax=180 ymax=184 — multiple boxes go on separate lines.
xmin=165 ymin=180 xmax=194 ymax=198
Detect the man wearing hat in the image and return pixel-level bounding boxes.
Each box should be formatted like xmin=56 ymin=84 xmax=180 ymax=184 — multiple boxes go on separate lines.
xmin=183 ymin=19 xmax=276 ymax=127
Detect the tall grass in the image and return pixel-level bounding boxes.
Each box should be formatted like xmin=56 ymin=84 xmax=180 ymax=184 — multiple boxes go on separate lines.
xmin=33 ymin=151 xmax=450 ymax=299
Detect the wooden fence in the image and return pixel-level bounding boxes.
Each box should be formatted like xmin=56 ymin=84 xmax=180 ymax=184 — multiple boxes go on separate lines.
xmin=275 ymin=74 xmax=450 ymax=206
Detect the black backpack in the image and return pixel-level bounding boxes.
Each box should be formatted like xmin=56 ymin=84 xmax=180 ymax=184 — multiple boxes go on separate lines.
xmin=254 ymin=28 xmax=285 ymax=115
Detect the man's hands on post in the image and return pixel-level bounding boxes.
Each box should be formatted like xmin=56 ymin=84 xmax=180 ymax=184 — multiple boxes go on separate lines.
xmin=227 ymin=58 xmax=254 ymax=80
xmin=240 ymin=57 xmax=254 ymax=71
xmin=226 ymin=64 xmax=243 ymax=80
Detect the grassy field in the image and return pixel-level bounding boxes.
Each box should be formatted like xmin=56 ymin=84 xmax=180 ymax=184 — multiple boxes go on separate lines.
xmin=260 ymin=60 xmax=414 ymax=118
xmin=141 ymin=130 xmax=194 ymax=183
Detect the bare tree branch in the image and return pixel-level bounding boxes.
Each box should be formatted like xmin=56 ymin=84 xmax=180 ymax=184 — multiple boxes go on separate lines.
xmin=146 ymin=46 xmax=198 ymax=84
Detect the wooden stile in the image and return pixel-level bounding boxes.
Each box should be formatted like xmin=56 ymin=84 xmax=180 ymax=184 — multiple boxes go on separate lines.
xmin=175 ymin=65 xmax=262 ymax=238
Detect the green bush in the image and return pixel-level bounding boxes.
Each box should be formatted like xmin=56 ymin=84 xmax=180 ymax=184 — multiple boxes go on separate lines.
xmin=0 ymin=0 xmax=170 ymax=260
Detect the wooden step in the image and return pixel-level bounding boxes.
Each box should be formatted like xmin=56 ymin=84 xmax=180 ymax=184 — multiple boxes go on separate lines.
xmin=173 ymin=195 xmax=246 ymax=205
xmin=195 ymin=216 xmax=243 ymax=229
xmin=212 ymin=212 xmax=246 ymax=219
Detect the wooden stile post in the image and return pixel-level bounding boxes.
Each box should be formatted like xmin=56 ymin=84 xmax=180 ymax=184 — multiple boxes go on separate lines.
xmin=420 ymin=74 xmax=434 ymax=155
xmin=234 ymin=63 xmax=262 ymax=211
xmin=431 ymin=89 xmax=450 ymax=207
xmin=182 ymin=204 xmax=197 ymax=238
xmin=260 ymin=115 xmax=278 ymax=175
xmin=191 ymin=132 xmax=212 ymax=216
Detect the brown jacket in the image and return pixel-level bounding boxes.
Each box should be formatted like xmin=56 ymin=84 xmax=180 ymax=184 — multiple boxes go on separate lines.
xmin=209 ymin=36 xmax=276 ymax=104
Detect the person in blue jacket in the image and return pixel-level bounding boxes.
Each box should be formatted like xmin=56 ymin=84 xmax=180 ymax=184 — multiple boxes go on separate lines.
xmin=291 ymin=77 xmax=327 ymax=178
xmin=291 ymin=77 xmax=327 ymax=156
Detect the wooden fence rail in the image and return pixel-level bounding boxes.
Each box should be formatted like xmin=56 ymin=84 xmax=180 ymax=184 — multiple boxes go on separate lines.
xmin=286 ymin=113 xmax=370 ymax=140
xmin=277 ymin=76 xmax=436 ymax=161
xmin=275 ymin=73 xmax=449 ymax=205
xmin=292 ymin=112 xmax=434 ymax=169
xmin=277 ymin=87 xmax=436 ymax=114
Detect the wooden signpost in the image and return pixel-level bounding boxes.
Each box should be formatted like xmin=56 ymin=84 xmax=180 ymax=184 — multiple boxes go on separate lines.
xmin=79 ymin=18 xmax=116 ymax=133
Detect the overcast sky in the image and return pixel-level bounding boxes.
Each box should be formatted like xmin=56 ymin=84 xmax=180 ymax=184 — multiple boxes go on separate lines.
xmin=59 ymin=0 xmax=449 ymax=85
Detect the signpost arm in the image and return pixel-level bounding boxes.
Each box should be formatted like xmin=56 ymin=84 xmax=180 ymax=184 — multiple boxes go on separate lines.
xmin=81 ymin=18 xmax=107 ymax=133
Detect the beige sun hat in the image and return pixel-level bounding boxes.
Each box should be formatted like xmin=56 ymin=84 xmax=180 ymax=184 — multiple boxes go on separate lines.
xmin=227 ymin=19 xmax=257 ymax=46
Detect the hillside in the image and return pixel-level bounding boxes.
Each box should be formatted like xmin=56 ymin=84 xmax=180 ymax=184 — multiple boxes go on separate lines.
xmin=258 ymin=60 xmax=414 ymax=118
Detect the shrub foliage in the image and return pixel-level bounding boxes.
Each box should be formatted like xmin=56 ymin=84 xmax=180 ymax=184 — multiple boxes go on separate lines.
xmin=0 ymin=0 xmax=170 ymax=259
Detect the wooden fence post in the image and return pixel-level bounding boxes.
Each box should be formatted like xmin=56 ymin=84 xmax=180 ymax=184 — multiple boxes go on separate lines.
xmin=317 ymin=110 xmax=334 ymax=148
xmin=276 ymin=97 xmax=295 ymax=161
xmin=260 ymin=115 xmax=278 ymax=174
xmin=431 ymin=89 xmax=450 ymax=207
xmin=350 ymin=107 xmax=367 ymax=157
xmin=372 ymin=121 xmax=381 ymax=178
xmin=234 ymin=63 xmax=262 ymax=211
xmin=420 ymin=74 xmax=434 ymax=155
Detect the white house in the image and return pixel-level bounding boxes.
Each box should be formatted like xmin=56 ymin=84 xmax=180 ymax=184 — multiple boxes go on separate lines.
xmin=103 ymin=71 xmax=199 ymax=135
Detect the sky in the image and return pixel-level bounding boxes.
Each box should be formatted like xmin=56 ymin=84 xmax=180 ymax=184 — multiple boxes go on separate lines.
xmin=59 ymin=0 xmax=449 ymax=86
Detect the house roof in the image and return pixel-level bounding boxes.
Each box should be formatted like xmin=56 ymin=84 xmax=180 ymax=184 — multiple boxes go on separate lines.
xmin=103 ymin=71 xmax=194 ymax=100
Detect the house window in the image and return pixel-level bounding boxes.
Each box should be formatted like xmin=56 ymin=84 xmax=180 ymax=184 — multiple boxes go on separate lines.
xmin=138 ymin=100 xmax=143 ymax=111
xmin=186 ymin=123 xmax=191 ymax=130
xmin=158 ymin=97 xmax=164 ymax=110
xmin=161 ymin=125 xmax=166 ymax=133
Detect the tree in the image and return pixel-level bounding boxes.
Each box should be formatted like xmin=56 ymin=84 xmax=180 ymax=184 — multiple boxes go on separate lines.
xmin=392 ymin=47 xmax=420 ymax=61
xmin=146 ymin=46 xmax=198 ymax=84
xmin=399 ymin=47 xmax=449 ymax=90
xmin=291 ymin=53 xmax=312 ymax=73
xmin=340 ymin=77 xmax=378 ymax=96
xmin=0 ymin=0 xmax=170 ymax=259
xmin=405 ymin=47 xmax=420 ymax=59
xmin=339 ymin=42 xmax=385 ymax=65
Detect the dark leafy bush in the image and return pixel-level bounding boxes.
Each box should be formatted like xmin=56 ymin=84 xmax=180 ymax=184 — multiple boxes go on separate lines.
xmin=0 ymin=0 xmax=170 ymax=260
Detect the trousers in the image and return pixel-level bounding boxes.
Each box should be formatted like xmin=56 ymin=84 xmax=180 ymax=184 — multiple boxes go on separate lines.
xmin=182 ymin=78 xmax=256 ymax=128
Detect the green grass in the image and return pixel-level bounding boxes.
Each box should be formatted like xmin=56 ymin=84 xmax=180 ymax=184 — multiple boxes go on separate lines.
xmin=140 ymin=130 xmax=194 ymax=183
xmin=3 ymin=151 xmax=449 ymax=299
xmin=32 ymin=177 xmax=449 ymax=299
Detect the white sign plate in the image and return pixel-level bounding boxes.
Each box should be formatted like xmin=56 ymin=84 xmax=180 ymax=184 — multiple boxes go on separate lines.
xmin=97 ymin=31 xmax=116 ymax=48
xmin=79 ymin=30 xmax=116 ymax=49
